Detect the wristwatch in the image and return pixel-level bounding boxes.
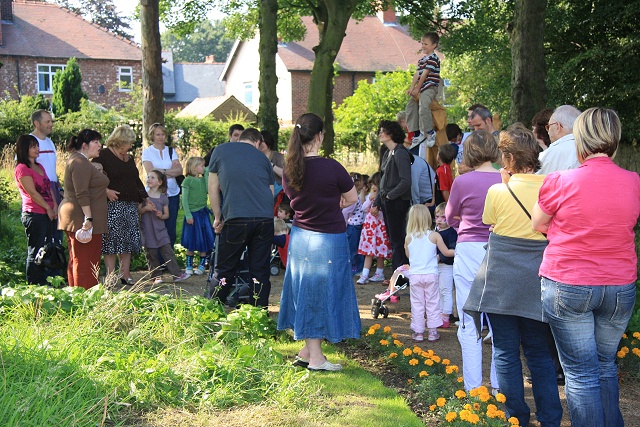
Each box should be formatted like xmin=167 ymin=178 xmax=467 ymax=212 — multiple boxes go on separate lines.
xmin=85 ymin=217 xmax=93 ymax=222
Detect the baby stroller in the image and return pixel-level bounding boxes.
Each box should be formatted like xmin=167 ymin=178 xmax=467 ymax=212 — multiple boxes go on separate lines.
xmin=206 ymin=235 xmax=252 ymax=307
xmin=371 ymin=272 xmax=409 ymax=319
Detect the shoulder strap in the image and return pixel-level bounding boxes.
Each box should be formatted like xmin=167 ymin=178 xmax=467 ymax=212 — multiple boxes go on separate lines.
xmin=168 ymin=146 xmax=173 ymax=158
xmin=506 ymin=182 xmax=531 ymax=219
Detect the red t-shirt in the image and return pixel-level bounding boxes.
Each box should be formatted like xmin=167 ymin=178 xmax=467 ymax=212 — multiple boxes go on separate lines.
xmin=538 ymin=157 xmax=640 ymax=285
xmin=15 ymin=163 xmax=54 ymax=214
xmin=436 ymin=164 xmax=453 ymax=191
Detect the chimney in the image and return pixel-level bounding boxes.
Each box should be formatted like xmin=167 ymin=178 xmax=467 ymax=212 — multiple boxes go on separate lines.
xmin=205 ymin=55 xmax=215 ymax=63
xmin=377 ymin=4 xmax=397 ymax=25
xmin=1 ymin=0 xmax=13 ymax=22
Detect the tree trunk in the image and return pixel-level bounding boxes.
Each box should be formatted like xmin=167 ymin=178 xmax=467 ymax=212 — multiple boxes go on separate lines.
xmin=140 ymin=0 xmax=164 ymax=146
xmin=509 ymin=0 xmax=547 ymax=126
xmin=308 ymin=0 xmax=358 ymax=156
xmin=258 ymin=0 xmax=280 ymax=148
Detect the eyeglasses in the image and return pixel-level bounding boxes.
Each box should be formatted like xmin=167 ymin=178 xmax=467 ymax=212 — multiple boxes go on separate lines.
xmin=545 ymin=122 xmax=558 ymax=131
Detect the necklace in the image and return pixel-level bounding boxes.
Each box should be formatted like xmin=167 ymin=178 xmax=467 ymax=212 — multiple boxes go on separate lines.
xmin=110 ymin=147 xmax=127 ymax=161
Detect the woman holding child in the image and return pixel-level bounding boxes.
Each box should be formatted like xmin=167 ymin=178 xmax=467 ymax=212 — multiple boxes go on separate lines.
xmin=463 ymin=125 xmax=562 ymax=426
xmin=277 ymin=113 xmax=360 ymax=372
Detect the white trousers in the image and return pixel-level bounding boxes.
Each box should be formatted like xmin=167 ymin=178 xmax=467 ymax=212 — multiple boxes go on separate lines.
xmin=453 ymin=242 xmax=499 ymax=391
xmin=438 ymin=263 xmax=454 ymax=315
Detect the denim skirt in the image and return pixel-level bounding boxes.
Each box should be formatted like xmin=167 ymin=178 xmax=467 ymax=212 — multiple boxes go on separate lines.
xmin=277 ymin=226 xmax=362 ymax=343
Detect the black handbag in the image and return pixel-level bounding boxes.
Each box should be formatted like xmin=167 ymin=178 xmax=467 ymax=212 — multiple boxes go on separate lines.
xmin=34 ymin=222 xmax=67 ymax=270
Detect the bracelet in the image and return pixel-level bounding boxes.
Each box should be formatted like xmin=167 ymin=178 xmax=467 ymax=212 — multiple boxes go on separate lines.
xmin=85 ymin=217 xmax=93 ymax=222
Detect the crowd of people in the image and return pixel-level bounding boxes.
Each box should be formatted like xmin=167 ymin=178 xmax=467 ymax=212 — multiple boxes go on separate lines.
xmin=11 ymin=82 xmax=639 ymax=425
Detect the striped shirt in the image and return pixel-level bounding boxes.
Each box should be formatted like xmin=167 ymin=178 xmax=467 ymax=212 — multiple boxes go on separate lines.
xmin=418 ymin=52 xmax=440 ymax=92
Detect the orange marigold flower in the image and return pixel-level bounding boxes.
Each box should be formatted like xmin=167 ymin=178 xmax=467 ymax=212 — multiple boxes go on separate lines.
xmin=407 ymin=379 xmax=413 ymax=384
xmin=632 ymin=348 xmax=640 ymax=357
xmin=425 ymin=359 xmax=434 ymax=366
xmin=459 ymin=409 xmax=471 ymax=421
xmin=392 ymin=333 xmax=398 ymax=339
xmin=445 ymin=412 xmax=457 ymax=422
xmin=383 ymin=326 xmax=391 ymax=334
xmin=442 ymin=358 xmax=450 ymax=365
xmin=508 ymin=416 xmax=520 ymax=425
xmin=487 ymin=404 xmax=498 ymax=412
xmin=379 ymin=339 xmax=389 ymax=346
xmin=419 ymin=370 xmax=428 ymax=377
xmin=469 ymin=388 xmax=479 ymax=397
xmin=431 ymin=355 xmax=441 ymax=363
xmin=622 ymin=333 xmax=628 ymax=339
xmin=366 ymin=328 xmax=375 ymax=336
xmin=446 ymin=365 xmax=459 ymax=374
xmin=479 ymin=392 xmax=491 ymax=402
xmin=409 ymin=358 xmax=419 ymax=366
xmin=617 ymin=350 xmax=627 ymax=358
xmin=413 ymin=346 xmax=422 ymax=354
xmin=473 ymin=403 xmax=481 ymax=410
xmin=468 ymin=413 xmax=480 ymax=424
xmin=495 ymin=392 xmax=506 ymax=403
xmin=463 ymin=404 xmax=472 ymax=410
xmin=429 ymin=404 xmax=437 ymax=411
xmin=436 ymin=397 xmax=446 ymax=407
xmin=389 ymin=352 xmax=398 ymax=359
xmin=455 ymin=390 xmax=467 ymax=399
xmin=457 ymin=377 xmax=464 ymax=383
xmin=403 ymin=348 xmax=413 ymax=357
xmin=633 ymin=332 xmax=640 ymax=340
xmin=394 ymin=339 xmax=404 ymax=347
xmin=372 ymin=323 xmax=381 ymax=330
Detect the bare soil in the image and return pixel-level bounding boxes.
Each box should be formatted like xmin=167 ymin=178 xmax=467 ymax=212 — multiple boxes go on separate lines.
xmin=127 ymin=268 xmax=640 ymax=427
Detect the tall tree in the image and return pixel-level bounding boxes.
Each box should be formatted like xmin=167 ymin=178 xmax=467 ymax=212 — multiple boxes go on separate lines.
xmin=257 ymin=0 xmax=280 ymax=144
xmin=161 ymin=20 xmax=234 ymax=63
xmin=51 ymin=57 xmax=87 ymax=115
xmin=53 ymin=0 xmax=133 ymax=39
xmin=508 ymin=0 xmax=547 ymax=125
xmin=141 ymin=0 xmax=164 ymax=146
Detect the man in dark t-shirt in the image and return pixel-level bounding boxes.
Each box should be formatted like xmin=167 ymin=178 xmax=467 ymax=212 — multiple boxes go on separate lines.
xmin=206 ymin=128 xmax=274 ymax=307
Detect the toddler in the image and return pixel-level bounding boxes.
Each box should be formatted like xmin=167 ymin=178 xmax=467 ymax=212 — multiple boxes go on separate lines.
xmin=434 ymin=143 xmax=456 ymax=205
xmin=181 ymin=157 xmax=215 ymax=275
xmin=277 ymin=203 xmax=293 ymax=224
xmin=434 ymin=202 xmax=457 ymax=327
xmin=404 ymin=204 xmax=454 ymax=342
xmin=139 ymin=170 xmax=190 ymax=285
xmin=344 ymin=172 xmax=367 ymax=274
xmin=273 ymin=218 xmax=290 ymax=267
xmin=357 ymin=173 xmax=391 ymax=284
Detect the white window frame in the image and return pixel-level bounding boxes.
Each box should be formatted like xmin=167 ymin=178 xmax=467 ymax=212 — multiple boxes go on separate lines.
xmin=118 ymin=66 xmax=133 ymax=92
xmin=37 ymin=64 xmax=66 ymax=94
xmin=244 ymin=81 xmax=253 ymax=106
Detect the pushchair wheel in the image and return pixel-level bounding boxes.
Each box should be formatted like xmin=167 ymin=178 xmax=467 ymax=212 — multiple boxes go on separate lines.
xmin=270 ymin=263 xmax=280 ymax=276
xmin=371 ymin=298 xmax=380 ymax=319
xmin=380 ymin=305 xmax=389 ymax=318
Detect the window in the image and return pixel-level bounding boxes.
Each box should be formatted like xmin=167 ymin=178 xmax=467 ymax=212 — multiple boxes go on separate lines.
xmin=118 ymin=66 xmax=133 ymax=92
xmin=37 ymin=64 xmax=65 ymax=94
xmin=244 ymin=82 xmax=253 ymax=106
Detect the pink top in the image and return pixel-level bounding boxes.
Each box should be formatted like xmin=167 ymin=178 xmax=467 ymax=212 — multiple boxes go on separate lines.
xmin=538 ymin=157 xmax=640 ymax=285
xmin=14 ymin=163 xmax=54 ymax=214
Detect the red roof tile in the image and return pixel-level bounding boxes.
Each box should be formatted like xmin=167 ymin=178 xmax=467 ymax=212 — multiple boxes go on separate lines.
xmin=278 ymin=16 xmax=424 ymax=72
xmin=0 ymin=1 xmax=140 ymax=60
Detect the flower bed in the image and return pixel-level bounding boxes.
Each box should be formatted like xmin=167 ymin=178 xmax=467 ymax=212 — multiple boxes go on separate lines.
xmin=364 ymin=324 xmax=519 ymax=426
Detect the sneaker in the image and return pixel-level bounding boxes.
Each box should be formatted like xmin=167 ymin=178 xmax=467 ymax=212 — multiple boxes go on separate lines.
xmin=483 ymin=330 xmax=493 ymax=344
xmin=412 ymin=332 xmax=424 ymax=343
xmin=426 ymin=130 xmax=436 ymax=148
xmin=375 ymin=290 xmax=390 ymax=300
xmin=409 ymin=133 xmax=426 ymax=150
xmin=491 ymin=388 xmax=501 ymax=398
xmin=185 ymin=267 xmax=194 ymax=275
xmin=153 ymin=277 xmax=164 ymax=285
xmin=356 ymin=275 xmax=369 ymax=285
xmin=174 ymin=272 xmax=191 ymax=283
xmin=440 ymin=318 xmax=450 ymax=328
xmin=368 ymin=273 xmax=385 ymax=282
xmin=194 ymin=265 xmax=206 ymax=275
xmin=389 ymin=295 xmax=399 ymax=304
xmin=454 ymin=320 xmax=461 ymax=327
xmin=428 ymin=330 xmax=440 ymax=342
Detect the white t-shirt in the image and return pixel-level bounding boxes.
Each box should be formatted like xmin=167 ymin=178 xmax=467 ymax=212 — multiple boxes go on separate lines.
xmin=538 ymin=133 xmax=580 ymax=174
xmin=141 ymin=145 xmax=180 ymax=197
xmin=31 ymin=133 xmax=58 ymax=183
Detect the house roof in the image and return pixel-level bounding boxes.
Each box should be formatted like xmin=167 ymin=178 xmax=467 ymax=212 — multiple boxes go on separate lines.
xmin=175 ymin=95 xmax=256 ymax=121
xmin=279 ymin=16 xmax=423 ymax=72
xmin=0 ymin=1 xmax=140 ymax=60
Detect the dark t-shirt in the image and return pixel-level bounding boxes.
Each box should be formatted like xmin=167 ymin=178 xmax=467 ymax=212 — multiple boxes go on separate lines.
xmin=437 ymin=226 xmax=458 ymax=265
xmin=209 ymin=142 xmax=274 ymax=220
xmin=283 ymin=157 xmax=354 ymax=234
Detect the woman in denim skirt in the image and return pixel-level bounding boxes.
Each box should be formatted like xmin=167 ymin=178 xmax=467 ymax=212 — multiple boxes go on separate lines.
xmin=277 ymin=113 xmax=360 ymax=372
xmin=533 ymin=107 xmax=640 ymax=427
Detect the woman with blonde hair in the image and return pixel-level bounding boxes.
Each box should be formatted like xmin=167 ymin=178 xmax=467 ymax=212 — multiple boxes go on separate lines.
xmin=141 ymin=123 xmax=182 ymax=248
xmin=277 ymin=113 xmax=360 ymax=371
xmin=94 ymin=124 xmax=150 ymax=284
xmin=533 ymin=107 xmax=640 ymax=427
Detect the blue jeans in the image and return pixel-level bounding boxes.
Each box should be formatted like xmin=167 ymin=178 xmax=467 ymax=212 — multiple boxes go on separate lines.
xmin=541 ymin=278 xmax=636 ymax=427
xmin=487 ymin=313 xmax=562 ymax=427
xmin=21 ymin=212 xmax=56 ymax=286
xmin=346 ymin=224 xmax=363 ymax=272
xmin=206 ymin=217 xmax=273 ymax=307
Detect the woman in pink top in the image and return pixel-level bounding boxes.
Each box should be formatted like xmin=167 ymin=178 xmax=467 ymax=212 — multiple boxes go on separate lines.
xmin=445 ymin=130 xmax=501 ymax=392
xmin=533 ymin=107 xmax=640 ymax=427
xmin=14 ymin=134 xmax=59 ymax=285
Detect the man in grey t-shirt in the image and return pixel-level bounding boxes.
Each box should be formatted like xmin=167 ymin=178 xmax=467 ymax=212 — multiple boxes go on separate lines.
xmin=206 ymin=128 xmax=274 ymax=307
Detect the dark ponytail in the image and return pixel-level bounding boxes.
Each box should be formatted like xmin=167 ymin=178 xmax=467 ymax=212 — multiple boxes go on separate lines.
xmin=67 ymin=128 xmax=102 ymax=152
xmin=285 ymin=113 xmax=324 ymax=191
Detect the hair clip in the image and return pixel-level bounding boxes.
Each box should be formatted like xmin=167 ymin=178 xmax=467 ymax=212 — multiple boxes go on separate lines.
xmin=295 ymin=124 xmax=301 ymax=128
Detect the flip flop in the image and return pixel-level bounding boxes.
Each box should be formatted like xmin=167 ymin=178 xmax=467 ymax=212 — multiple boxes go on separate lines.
xmin=292 ymin=356 xmax=309 ymax=368
xmin=307 ymin=360 xmax=342 ymax=372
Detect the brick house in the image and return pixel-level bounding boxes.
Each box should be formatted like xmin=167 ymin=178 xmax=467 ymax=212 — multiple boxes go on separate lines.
xmin=0 ymin=0 xmax=141 ymax=109
xmin=220 ymin=10 xmax=430 ymax=124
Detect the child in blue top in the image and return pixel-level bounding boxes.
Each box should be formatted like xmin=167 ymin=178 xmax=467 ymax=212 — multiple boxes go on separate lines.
xmin=181 ymin=156 xmax=214 ymax=275
xmin=139 ymin=170 xmax=191 ymax=285
xmin=435 ymin=202 xmax=457 ymax=327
